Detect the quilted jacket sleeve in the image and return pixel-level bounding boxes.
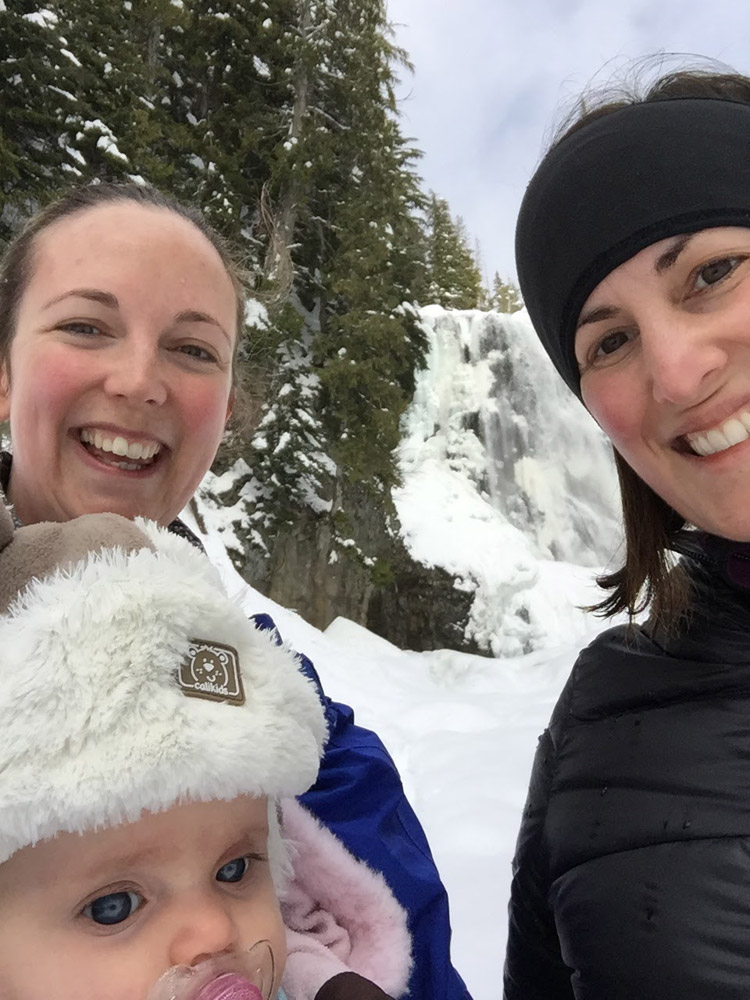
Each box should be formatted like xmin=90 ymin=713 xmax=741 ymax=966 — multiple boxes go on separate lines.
xmin=503 ymin=727 xmax=574 ymax=1000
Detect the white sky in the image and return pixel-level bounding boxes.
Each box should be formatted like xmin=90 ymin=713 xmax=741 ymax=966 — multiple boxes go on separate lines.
xmin=387 ymin=0 xmax=750 ymax=286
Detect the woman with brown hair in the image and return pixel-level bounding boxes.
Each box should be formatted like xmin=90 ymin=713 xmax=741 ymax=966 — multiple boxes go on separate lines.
xmin=506 ymin=64 xmax=750 ymax=998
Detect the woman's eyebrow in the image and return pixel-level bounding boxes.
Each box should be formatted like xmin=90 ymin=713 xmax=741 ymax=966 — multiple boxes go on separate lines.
xmin=654 ymin=233 xmax=696 ymax=273
xmin=577 ymin=234 xmax=700 ymax=330
xmin=42 ymin=288 xmax=119 ymax=311
xmin=576 ymin=304 xmax=620 ymax=330
xmin=174 ymin=309 xmax=231 ymax=344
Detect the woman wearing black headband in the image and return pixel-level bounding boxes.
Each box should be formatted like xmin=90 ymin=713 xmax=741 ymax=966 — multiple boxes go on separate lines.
xmin=506 ymin=68 xmax=750 ymax=999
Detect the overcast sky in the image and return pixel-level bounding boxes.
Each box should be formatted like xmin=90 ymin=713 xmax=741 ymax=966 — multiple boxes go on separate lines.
xmin=386 ymin=0 xmax=750 ymax=286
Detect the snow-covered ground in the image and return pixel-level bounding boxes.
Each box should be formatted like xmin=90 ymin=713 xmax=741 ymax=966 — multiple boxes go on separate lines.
xmin=185 ymin=504 xmax=610 ymax=1000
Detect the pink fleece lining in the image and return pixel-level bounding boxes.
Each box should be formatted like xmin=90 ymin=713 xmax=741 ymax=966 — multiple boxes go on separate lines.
xmin=280 ymin=799 xmax=413 ymax=1000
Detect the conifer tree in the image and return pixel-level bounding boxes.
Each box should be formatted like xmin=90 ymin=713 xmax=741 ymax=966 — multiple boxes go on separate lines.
xmin=304 ymin=0 xmax=427 ymax=484
xmin=240 ymin=0 xmax=429 ymax=520
xmin=424 ymin=192 xmax=483 ymax=309
xmin=0 ymin=0 xmax=188 ymax=247
xmin=489 ymin=271 xmax=522 ymax=313
xmin=159 ymin=0 xmax=291 ymax=246
xmin=50 ymin=0 xmax=190 ymax=186
xmin=318 ymin=122 xmax=427 ymax=483
xmin=0 ymin=4 xmax=89 ymax=241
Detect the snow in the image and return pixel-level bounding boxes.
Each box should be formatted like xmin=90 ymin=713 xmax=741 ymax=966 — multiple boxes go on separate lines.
xmin=48 ymin=85 xmax=77 ymax=102
xmin=245 ymin=298 xmax=270 ymax=329
xmin=60 ymin=48 xmax=81 ymax=67
xmin=63 ymin=144 xmax=86 ymax=165
xmin=22 ymin=9 xmax=57 ymax=28
xmin=83 ymin=120 xmax=129 ymax=164
xmin=254 ymin=55 xmax=271 ymax=79
xmin=273 ymin=431 xmax=291 ymax=455
xmin=96 ymin=134 xmax=129 ymax=163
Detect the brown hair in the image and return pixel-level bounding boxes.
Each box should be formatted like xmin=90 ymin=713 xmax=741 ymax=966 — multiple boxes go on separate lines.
xmin=552 ymin=59 xmax=750 ymax=627
xmin=593 ymin=451 xmax=689 ymax=625
xmin=0 ymin=181 xmax=248 ymax=379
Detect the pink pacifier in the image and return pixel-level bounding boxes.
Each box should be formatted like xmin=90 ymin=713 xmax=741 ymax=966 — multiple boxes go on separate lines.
xmin=194 ymin=972 xmax=263 ymax=1000
xmin=148 ymin=940 xmax=276 ymax=1000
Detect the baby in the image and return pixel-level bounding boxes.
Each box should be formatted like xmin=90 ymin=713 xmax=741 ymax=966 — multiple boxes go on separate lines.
xmin=0 ymin=507 xmax=405 ymax=1000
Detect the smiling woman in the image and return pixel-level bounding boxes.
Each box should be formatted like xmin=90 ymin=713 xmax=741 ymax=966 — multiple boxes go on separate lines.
xmin=574 ymin=227 xmax=750 ymax=543
xmin=504 ymin=66 xmax=750 ymax=1000
xmin=0 ymin=182 xmax=468 ymax=1000
xmin=1 ymin=193 xmax=236 ymax=526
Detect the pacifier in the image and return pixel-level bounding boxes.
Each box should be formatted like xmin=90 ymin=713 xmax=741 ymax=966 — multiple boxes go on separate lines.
xmin=192 ymin=972 xmax=262 ymax=1000
xmin=148 ymin=940 xmax=276 ymax=1000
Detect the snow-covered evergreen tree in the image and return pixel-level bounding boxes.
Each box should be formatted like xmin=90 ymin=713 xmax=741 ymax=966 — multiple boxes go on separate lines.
xmin=0 ymin=4 xmax=89 ymax=239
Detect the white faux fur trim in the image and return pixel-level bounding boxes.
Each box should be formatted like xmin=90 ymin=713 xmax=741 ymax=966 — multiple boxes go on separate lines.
xmin=280 ymin=800 xmax=413 ymax=1000
xmin=0 ymin=519 xmax=326 ymax=862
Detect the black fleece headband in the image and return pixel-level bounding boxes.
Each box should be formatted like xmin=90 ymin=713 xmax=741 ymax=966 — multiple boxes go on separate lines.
xmin=515 ymin=98 xmax=750 ymax=397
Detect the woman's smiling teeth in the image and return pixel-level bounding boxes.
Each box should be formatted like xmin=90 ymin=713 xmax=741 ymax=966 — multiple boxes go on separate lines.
xmin=685 ymin=411 xmax=750 ymax=456
xmin=79 ymin=429 xmax=162 ymax=470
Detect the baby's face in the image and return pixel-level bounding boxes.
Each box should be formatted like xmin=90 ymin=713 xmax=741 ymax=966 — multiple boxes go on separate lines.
xmin=0 ymin=797 xmax=285 ymax=1000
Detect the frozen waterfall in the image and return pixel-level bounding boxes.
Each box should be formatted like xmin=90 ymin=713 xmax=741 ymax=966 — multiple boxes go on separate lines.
xmin=395 ymin=305 xmax=622 ymax=656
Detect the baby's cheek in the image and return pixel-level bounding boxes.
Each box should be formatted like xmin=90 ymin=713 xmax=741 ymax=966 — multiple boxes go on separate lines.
xmin=0 ymin=930 xmax=157 ymax=1000
xmin=252 ymin=882 xmax=287 ymax=993
xmin=0 ymin=959 xmax=79 ymax=1000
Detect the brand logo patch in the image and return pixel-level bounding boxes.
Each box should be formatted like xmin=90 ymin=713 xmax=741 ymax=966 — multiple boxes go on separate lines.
xmin=178 ymin=639 xmax=245 ymax=705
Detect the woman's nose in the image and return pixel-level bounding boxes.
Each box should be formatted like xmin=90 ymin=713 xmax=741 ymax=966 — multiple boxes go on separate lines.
xmin=166 ymin=895 xmax=240 ymax=968
xmin=103 ymin=341 xmax=168 ymax=406
xmin=643 ymin=315 xmax=728 ymax=405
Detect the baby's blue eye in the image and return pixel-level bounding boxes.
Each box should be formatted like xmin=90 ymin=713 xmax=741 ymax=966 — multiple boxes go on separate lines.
xmin=216 ymin=856 xmax=249 ymax=883
xmin=83 ymin=890 xmax=142 ymax=925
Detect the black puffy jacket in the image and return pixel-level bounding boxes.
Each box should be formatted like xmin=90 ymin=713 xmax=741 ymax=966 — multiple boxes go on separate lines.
xmin=504 ymin=534 xmax=750 ymax=999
